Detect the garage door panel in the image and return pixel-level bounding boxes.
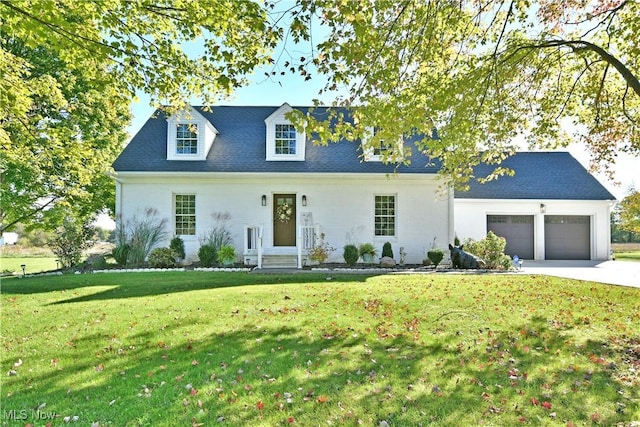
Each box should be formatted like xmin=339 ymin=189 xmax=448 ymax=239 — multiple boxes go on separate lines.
xmin=487 ymin=215 xmax=534 ymax=259
xmin=544 ymin=215 xmax=590 ymax=260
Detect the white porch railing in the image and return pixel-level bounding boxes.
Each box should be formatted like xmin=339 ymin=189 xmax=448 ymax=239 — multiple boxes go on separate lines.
xmin=243 ymin=224 xmax=263 ymax=268
xmin=298 ymin=224 xmax=318 ymax=268
xmin=245 ymin=223 xmax=318 ymax=269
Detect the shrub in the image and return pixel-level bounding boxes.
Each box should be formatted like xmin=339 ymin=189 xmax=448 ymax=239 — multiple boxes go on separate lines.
xmin=148 ymin=248 xmax=177 ymax=268
xmin=308 ymin=233 xmax=335 ymax=264
xmin=462 ymin=231 xmax=512 ymax=270
xmin=47 ymin=217 xmax=95 ymax=268
xmin=199 ymin=211 xmax=233 ymax=254
xmin=217 ymin=245 xmax=236 ymax=265
xmin=343 ymin=244 xmax=359 ymax=266
xmin=170 ymin=236 xmax=185 ymax=259
xmin=427 ymin=249 xmax=445 ymax=268
xmin=382 ymin=242 xmax=394 ymax=258
xmin=112 ymin=244 xmax=130 ymax=266
xmin=358 ymin=243 xmax=377 ymax=257
xmin=114 ymin=208 xmax=168 ymax=267
xmin=198 ymin=244 xmax=217 ymax=267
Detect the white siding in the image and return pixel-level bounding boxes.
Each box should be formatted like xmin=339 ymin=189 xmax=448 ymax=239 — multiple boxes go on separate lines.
xmin=115 ymin=173 xmax=451 ymax=265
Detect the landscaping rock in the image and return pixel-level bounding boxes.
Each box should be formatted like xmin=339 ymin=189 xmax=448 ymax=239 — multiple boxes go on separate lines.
xmin=380 ymin=256 xmax=396 ymax=268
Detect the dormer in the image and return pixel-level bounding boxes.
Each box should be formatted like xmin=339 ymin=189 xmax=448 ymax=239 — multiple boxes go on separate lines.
xmin=362 ymin=127 xmax=404 ymax=162
xmin=166 ymin=107 xmax=218 ymax=161
xmin=264 ymin=103 xmax=306 ymax=161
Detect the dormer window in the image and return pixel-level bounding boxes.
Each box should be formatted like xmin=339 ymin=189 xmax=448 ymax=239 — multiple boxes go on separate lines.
xmin=166 ymin=107 xmax=218 ymax=161
xmin=363 ymin=127 xmax=403 ymax=162
xmin=265 ymin=103 xmax=306 ymax=161
xmin=275 ymin=124 xmax=297 ymax=155
xmin=176 ymin=124 xmax=198 ymax=154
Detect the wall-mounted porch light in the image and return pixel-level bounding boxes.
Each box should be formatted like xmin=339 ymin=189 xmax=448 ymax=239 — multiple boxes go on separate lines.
xmin=301 ymin=195 xmax=307 ymax=206
xmin=261 ymin=195 xmax=267 ymax=206
xmin=540 ymin=203 xmax=546 ymax=213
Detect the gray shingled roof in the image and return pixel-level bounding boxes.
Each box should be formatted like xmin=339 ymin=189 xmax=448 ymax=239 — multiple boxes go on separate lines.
xmin=454 ymin=152 xmax=615 ymax=200
xmin=112 ymin=106 xmax=440 ymax=174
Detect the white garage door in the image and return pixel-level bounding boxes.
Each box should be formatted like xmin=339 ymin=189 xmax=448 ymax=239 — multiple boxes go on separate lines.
xmin=544 ymin=215 xmax=590 ymax=260
xmin=487 ymin=215 xmax=534 ymax=259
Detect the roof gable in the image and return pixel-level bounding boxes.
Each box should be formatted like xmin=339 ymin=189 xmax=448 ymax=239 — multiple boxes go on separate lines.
xmin=454 ymin=152 xmax=615 ymax=201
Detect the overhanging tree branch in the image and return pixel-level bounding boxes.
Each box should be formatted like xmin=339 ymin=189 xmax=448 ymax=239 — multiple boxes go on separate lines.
xmin=516 ymin=39 xmax=640 ymax=97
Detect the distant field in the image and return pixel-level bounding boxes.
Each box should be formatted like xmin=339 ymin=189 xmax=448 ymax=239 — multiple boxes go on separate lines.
xmin=612 ymin=243 xmax=640 ymax=261
xmin=0 ymin=257 xmax=58 ymax=274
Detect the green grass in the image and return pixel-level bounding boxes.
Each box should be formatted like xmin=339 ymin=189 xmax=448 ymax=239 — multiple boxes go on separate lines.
xmin=615 ymin=250 xmax=640 ymax=261
xmin=0 ymin=256 xmax=59 ymax=274
xmin=1 ymin=272 xmax=639 ymax=426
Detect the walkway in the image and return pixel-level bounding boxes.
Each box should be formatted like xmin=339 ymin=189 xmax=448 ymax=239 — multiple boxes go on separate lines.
xmin=520 ymin=260 xmax=640 ymax=288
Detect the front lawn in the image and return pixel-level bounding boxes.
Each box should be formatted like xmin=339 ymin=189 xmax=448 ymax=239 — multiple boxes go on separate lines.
xmin=1 ymin=272 xmax=638 ymax=426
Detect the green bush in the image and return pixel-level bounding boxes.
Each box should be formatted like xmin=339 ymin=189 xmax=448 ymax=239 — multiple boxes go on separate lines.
xmin=198 ymin=244 xmax=217 ymax=267
xmin=343 ymin=244 xmax=359 ymax=266
xmin=112 ymin=244 xmax=130 ymax=266
xmin=148 ymin=248 xmax=177 ymax=268
xmin=427 ymin=249 xmax=445 ymax=268
xmin=462 ymin=231 xmax=512 ymax=270
xmin=47 ymin=217 xmax=95 ymax=268
xmin=358 ymin=243 xmax=377 ymax=258
xmin=217 ymin=245 xmax=236 ymax=265
xmin=382 ymin=242 xmax=394 ymax=258
xmin=114 ymin=208 xmax=168 ymax=267
xmin=169 ymin=236 xmax=185 ymax=259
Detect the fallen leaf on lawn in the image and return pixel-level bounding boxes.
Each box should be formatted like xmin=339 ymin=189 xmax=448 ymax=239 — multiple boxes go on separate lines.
xmin=190 ymin=388 xmax=198 ymax=396
xmin=317 ymin=395 xmax=328 ymax=403
xmin=530 ymin=397 xmax=539 ymax=406
xmin=288 ymin=416 xmax=295 ymax=423
xmin=109 ymin=399 xmax=116 ymax=406
xmin=14 ymin=359 xmax=22 ymax=367
xmin=95 ymin=364 xmax=104 ymax=372
xmin=542 ymin=401 xmax=552 ymax=410
xmin=191 ymin=360 xmax=199 ymax=366
xmin=481 ymin=392 xmax=490 ymax=400
xmin=257 ymin=400 xmax=264 ymax=410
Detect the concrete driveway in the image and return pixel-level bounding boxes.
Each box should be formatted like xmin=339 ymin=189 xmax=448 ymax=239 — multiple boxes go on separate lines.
xmin=520 ymin=260 xmax=640 ymax=288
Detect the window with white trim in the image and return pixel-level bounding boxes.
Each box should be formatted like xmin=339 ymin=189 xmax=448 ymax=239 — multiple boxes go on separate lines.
xmin=175 ymin=194 xmax=196 ymax=235
xmin=264 ymin=104 xmax=306 ymax=161
xmin=176 ymin=124 xmax=198 ymax=154
xmin=374 ymin=195 xmax=396 ymax=236
xmin=275 ymin=124 xmax=297 ymax=155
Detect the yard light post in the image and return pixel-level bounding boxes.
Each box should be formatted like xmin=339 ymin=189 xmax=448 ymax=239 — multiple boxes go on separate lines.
xmin=55 ymin=259 xmax=60 ymax=269
xmin=20 ymin=264 xmax=26 ymax=277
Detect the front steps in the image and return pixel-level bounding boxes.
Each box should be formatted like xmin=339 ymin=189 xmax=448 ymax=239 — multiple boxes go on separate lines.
xmin=260 ymin=253 xmax=299 ymax=269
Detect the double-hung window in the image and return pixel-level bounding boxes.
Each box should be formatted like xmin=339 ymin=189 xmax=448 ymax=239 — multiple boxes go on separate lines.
xmin=175 ymin=194 xmax=196 ymax=236
xmin=374 ymin=195 xmax=396 ymax=237
xmin=275 ymin=124 xmax=297 ymax=155
xmin=176 ymin=124 xmax=198 ymax=155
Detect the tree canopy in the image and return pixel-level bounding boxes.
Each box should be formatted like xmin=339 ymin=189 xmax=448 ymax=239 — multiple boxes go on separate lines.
xmin=1 ymin=0 xmax=281 ymax=230
xmin=2 ymin=0 xmax=638 ymax=231
xmin=278 ymin=0 xmax=639 ymax=187
xmin=618 ymin=188 xmax=640 ymax=233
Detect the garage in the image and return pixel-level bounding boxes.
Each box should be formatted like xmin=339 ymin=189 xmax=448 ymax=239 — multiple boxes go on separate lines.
xmin=544 ymin=215 xmax=591 ymax=260
xmin=487 ymin=215 xmax=534 ymax=259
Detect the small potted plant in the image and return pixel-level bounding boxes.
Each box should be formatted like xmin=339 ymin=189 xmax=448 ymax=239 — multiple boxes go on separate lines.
xmin=217 ymin=244 xmax=236 ymax=266
xmin=358 ymin=243 xmax=378 ymax=264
